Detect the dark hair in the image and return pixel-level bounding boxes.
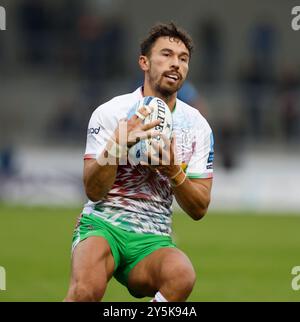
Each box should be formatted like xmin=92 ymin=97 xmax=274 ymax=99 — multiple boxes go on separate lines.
xmin=140 ymin=22 xmax=194 ymax=57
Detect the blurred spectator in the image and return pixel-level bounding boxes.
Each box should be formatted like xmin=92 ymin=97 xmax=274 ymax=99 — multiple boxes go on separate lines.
xmin=249 ymin=18 xmax=278 ymax=83
xmin=104 ymin=17 xmax=127 ymax=78
xmin=47 ymin=98 xmax=87 ymax=143
xmin=77 ymin=14 xmax=106 ymax=81
xmin=17 ymin=0 xmax=53 ymax=64
xmin=0 ymin=146 xmax=15 ymax=177
xmin=278 ymin=68 xmax=300 ymax=142
xmin=0 ymin=28 xmax=4 ymax=64
xmin=77 ymin=15 xmax=126 ymax=81
xmin=75 ymin=15 xmax=126 ymax=112
xmin=178 ymin=83 xmax=238 ymax=170
xmin=52 ymin=0 xmax=83 ymax=68
xmin=217 ymin=118 xmax=238 ymax=170
xmin=197 ymin=17 xmax=223 ymax=84
xmin=0 ymin=146 xmax=16 ymax=201
xmin=238 ymin=59 xmax=266 ymax=139
xmin=55 ymin=0 xmax=82 ymax=33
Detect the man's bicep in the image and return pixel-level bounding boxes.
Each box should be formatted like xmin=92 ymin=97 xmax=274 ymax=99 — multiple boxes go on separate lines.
xmin=84 ymin=158 xmax=97 ymax=168
xmin=83 ymin=159 xmax=98 ymax=182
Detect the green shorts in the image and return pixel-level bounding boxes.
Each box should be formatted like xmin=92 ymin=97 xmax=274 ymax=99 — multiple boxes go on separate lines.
xmin=72 ymin=213 xmax=176 ymax=297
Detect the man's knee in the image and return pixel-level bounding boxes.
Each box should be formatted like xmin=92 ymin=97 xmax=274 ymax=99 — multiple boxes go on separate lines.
xmin=159 ymin=261 xmax=196 ymax=301
xmin=169 ymin=264 xmax=196 ymax=292
xmin=65 ymin=281 xmax=106 ymax=302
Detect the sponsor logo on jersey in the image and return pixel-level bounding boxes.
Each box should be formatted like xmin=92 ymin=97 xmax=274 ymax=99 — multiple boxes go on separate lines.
xmin=206 ymin=163 xmax=213 ymax=170
xmin=207 ymin=151 xmax=214 ymax=164
xmin=87 ymin=127 xmax=101 ymax=135
xmin=207 ymin=132 xmax=214 ymax=169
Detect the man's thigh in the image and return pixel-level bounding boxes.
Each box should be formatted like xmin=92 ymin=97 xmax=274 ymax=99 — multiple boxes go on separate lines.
xmin=70 ymin=213 xmax=122 ymax=285
xmin=70 ymin=236 xmax=115 ymax=286
xmin=127 ymin=247 xmax=195 ymax=297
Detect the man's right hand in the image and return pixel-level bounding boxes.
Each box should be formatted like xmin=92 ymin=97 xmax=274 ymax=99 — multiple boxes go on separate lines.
xmin=114 ymin=105 xmax=161 ymax=148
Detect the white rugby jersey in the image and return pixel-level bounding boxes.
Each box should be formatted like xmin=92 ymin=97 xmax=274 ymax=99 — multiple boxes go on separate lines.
xmin=83 ymin=87 xmax=214 ymax=236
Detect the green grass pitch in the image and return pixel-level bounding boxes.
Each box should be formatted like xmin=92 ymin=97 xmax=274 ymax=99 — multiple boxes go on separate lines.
xmin=0 ymin=204 xmax=299 ymax=302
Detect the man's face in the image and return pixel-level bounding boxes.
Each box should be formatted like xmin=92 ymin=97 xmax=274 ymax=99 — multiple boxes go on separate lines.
xmin=143 ymin=36 xmax=190 ymax=96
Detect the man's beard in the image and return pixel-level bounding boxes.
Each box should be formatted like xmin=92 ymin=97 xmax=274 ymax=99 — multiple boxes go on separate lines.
xmin=152 ymin=75 xmax=183 ymax=98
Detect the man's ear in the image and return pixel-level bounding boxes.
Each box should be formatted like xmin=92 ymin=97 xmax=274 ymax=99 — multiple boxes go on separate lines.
xmin=139 ymin=55 xmax=149 ymax=71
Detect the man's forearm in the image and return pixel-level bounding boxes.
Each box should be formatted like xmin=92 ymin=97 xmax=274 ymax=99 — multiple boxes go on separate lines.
xmin=173 ymin=178 xmax=211 ymax=220
xmin=84 ymin=156 xmax=118 ymax=202
xmin=83 ymin=135 xmax=129 ymax=202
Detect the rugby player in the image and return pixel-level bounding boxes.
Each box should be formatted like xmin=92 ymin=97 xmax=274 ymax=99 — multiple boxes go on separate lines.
xmin=65 ymin=22 xmax=214 ymax=302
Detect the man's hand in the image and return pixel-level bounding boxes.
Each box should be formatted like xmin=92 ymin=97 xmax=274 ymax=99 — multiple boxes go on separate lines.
xmin=114 ymin=105 xmax=161 ymax=149
xmin=142 ymin=134 xmax=212 ymax=220
xmin=84 ymin=105 xmax=162 ymax=201
xmin=143 ymin=134 xmax=182 ymax=179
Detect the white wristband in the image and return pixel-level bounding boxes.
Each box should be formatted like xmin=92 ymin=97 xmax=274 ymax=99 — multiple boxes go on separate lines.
xmin=170 ymin=167 xmax=183 ymax=180
xmin=135 ymin=111 xmax=146 ymax=120
xmin=171 ymin=173 xmax=187 ymax=188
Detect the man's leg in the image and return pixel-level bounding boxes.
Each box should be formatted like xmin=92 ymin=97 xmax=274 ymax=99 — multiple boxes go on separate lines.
xmin=64 ymin=236 xmax=115 ymax=302
xmin=127 ymin=247 xmax=196 ymax=302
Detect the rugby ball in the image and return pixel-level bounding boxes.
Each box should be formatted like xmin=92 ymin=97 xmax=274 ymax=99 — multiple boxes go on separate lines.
xmin=127 ymin=96 xmax=173 ymax=164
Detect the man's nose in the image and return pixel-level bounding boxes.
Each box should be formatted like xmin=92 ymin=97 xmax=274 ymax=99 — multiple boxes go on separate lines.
xmin=170 ymin=56 xmax=180 ymax=69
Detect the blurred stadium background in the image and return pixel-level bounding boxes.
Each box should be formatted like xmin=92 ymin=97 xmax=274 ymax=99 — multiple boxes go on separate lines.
xmin=0 ymin=0 xmax=299 ymax=301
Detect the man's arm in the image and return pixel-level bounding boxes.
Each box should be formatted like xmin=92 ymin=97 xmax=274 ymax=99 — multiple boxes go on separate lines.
xmin=148 ymin=135 xmax=213 ymax=220
xmin=83 ymin=158 xmax=118 ymax=202
xmin=83 ymin=106 xmax=161 ymax=202
xmin=172 ymin=176 xmax=212 ymax=220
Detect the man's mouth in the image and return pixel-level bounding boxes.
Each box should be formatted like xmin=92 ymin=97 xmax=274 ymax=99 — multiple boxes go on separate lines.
xmin=164 ymin=72 xmax=181 ymax=82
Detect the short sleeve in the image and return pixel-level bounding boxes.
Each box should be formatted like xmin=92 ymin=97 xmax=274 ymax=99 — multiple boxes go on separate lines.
xmin=185 ymin=121 xmax=214 ymax=179
xmin=84 ymin=108 xmax=117 ymax=160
